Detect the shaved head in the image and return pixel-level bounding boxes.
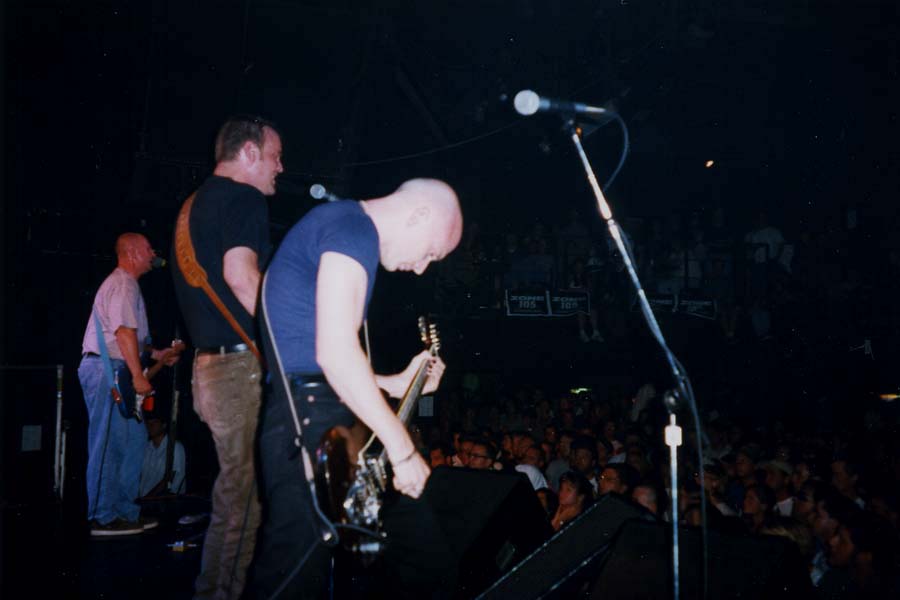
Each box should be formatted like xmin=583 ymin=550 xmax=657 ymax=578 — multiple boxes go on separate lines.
xmin=362 ymin=178 xmax=463 ymax=274
xmin=115 ymin=233 xmax=155 ymax=277
xmin=115 ymin=233 xmax=148 ymax=258
xmin=395 ymin=178 xmax=463 ymax=251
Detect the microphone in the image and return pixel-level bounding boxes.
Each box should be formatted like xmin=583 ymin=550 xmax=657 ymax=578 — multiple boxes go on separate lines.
xmin=151 ymin=257 xmax=166 ymax=269
xmin=514 ymin=90 xmax=608 ymax=118
xmin=309 ymin=184 xmax=344 ymax=202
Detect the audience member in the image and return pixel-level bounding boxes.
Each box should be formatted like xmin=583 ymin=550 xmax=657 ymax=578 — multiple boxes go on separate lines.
xmin=632 ymin=484 xmax=661 ymax=517
xmin=570 ymin=436 xmax=600 ymax=495
xmin=551 ymin=471 xmax=593 ymax=531
xmin=726 ymin=444 xmax=762 ymax=512
xmin=138 ymin=414 xmax=186 ymax=497
xmin=764 ymin=460 xmax=795 ymax=516
xmin=468 ymin=439 xmax=496 ymax=470
xmin=742 ymin=483 xmax=776 ymax=534
xmin=831 ymin=458 xmax=865 ymax=509
xmin=429 ymin=441 xmax=452 ymax=468
xmin=515 ymin=463 xmax=549 ymax=491
xmin=545 ymin=430 xmax=574 ymax=492
xmin=598 ymin=464 xmax=639 ymax=498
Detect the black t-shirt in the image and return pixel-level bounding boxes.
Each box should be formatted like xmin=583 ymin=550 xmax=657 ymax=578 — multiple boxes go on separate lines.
xmin=172 ymin=175 xmax=270 ymax=347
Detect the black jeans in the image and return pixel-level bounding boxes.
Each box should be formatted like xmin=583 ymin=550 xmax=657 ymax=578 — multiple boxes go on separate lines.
xmin=247 ymin=375 xmax=456 ymax=600
xmin=247 ymin=374 xmax=353 ymax=600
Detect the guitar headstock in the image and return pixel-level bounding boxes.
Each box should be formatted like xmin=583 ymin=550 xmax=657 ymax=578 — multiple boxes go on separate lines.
xmin=418 ymin=316 xmax=440 ymax=356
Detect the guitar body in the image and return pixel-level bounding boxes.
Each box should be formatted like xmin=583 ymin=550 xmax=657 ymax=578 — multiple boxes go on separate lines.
xmin=314 ymin=427 xmax=355 ymax=522
xmin=112 ymin=348 xmax=153 ymax=420
xmin=112 ymin=340 xmax=185 ymax=421
xmin=313 ymin=317 xmax=439 ymax=554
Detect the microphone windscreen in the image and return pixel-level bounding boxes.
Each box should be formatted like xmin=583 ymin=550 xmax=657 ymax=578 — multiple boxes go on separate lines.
xmin=151 ymin=257 xmax=167 ymax=269
xmin=309 ymin=184 xmax=327 ymax=200
xmin=514 ymin=90 xmax=540 ymax=116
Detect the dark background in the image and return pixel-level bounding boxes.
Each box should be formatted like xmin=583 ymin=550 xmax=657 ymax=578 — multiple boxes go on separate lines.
xmin=2 ymin=0 xmax=899 ymax=514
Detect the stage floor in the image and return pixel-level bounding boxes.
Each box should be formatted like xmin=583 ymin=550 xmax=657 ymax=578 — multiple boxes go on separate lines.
xmin=3 ymin=502 xmax=203 ymax=599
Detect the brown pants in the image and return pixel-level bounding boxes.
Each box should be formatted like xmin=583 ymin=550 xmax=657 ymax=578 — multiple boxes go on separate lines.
xmin=192 ymin=351 xmax=262 ymax=600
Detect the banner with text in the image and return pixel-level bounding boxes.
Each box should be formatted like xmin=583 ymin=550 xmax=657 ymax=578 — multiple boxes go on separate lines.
xmin=633 ymin=294 xmax=717 ymax=320
xmin=505 ymin=289 xmax=591 ymax=317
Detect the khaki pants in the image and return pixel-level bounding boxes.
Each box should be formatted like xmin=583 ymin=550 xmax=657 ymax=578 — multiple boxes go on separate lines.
xmin=192 ymin=351 xmax=262 ymax=600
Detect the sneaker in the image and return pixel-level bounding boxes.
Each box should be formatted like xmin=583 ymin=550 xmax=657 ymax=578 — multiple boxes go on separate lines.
xmin=178 ymin=513 xmax=210 ymax=526
xmin=90 ymin=519 xmax=144 ymax=537
xmin=138 ymin=516 xmax=159 ymax=530
xmin=591 ymin=331 xmax=605 ymax=342
xmin=579 ymin=330 xmax=590 ymax=343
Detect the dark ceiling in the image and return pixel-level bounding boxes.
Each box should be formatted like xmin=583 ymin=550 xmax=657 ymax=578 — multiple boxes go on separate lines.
xmin=3 ymin=0 xmax=899 ymax=363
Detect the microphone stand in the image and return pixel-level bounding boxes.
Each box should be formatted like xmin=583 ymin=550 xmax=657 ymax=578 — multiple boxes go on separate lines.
xmin=559 ymin=116 xmax=703 ymax=600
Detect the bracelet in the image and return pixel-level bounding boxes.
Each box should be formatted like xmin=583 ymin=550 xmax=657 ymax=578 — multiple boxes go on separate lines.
xmin=391 ymin=449 xmax=418 ymax=468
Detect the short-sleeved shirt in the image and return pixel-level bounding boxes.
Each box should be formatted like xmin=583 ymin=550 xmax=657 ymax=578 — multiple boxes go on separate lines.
xmin=82 ymin=267 xmax=150 ymax=359
xmin=171 ymin=175 xmax=271 ymax=348
xmin=263 ymin=201 xmax=379 ymax=374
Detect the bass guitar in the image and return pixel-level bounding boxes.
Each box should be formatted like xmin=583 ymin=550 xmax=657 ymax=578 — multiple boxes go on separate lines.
xmin=314 ymin=317 xmax=439 ymax=553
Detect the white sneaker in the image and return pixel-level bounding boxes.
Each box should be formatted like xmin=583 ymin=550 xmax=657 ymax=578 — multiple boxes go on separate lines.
xmin=178 ymin=513 xmax=210 ymax=526
xmin=90 ymin=519 xmax=144 ymax=537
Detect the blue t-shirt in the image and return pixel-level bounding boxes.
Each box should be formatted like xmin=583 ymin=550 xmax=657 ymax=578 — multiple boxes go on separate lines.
xmin=263 ymin=201 xmax=379 ymax=374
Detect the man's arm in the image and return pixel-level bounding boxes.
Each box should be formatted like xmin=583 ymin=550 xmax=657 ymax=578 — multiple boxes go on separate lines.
xmin=315 ymin=251 xmax=430 ymax=498
xmin=114 ymin=326 xmax=152 ymax=395
xmin=374 ymin=352 xmax=446 ymax=399
xmin=223 ymin=246 xmax=261 ymax=315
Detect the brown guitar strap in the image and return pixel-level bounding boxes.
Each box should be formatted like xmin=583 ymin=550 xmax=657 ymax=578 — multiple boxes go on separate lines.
xmin=174 ymin=192 xmax=264 ymax=365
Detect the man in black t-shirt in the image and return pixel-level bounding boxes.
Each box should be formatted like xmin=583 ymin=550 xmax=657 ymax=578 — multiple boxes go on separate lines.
xmin=171 ymin=115 xmax=282 ymax=600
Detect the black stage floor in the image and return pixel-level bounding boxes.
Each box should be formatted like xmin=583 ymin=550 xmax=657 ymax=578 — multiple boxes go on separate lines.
xmin=3 ymin=501 xmax=204 ymax=599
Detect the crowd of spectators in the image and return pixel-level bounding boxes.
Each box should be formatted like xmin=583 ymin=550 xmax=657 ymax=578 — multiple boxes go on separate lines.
xmin=412 ymin=380 xmax=900 ymax=598
xmin=438 ymin=203 xmax=894 ymax=358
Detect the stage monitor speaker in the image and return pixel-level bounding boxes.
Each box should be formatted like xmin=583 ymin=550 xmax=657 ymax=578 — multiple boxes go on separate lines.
xmin=589 ymin=519 xmax=814 ymax=600
xmin=421 ymin=467 xmax=554 ymax=598
xmin=477 ymin=493 xmax=646 ymax=599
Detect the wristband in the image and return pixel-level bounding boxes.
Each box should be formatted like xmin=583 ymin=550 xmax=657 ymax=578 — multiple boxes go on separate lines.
xmin=391 ymin=449 xmax=418 ymax=468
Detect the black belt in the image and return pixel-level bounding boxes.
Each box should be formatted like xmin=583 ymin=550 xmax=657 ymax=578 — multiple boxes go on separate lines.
xmin=286 ymin=372 xmax=328 ymax=388
xmin=83 ymin=352 xmax=100 ymax=358
xmin=195 ymin=343 xmax=252 ymax=356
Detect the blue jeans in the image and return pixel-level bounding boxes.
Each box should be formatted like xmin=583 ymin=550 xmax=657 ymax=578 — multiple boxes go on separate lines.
xmin=78 ymin=355 xmax=145 ymax=524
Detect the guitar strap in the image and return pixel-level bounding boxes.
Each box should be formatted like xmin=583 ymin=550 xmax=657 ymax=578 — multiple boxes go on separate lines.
xmin=174 ymin=192 xmax=264 ymax=365
xmin=92 ymin=308 xmax=122 ymax=403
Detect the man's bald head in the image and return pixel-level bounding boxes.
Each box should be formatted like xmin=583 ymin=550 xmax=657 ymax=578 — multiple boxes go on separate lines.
xmin=395 ymin=178 xmax=463 ymax=249
xmin=363 ymin=178 xmax=463 ymax=274
xmin=115 ymin=233 xmax=155 ymax=278
xmin=115 ymin=233 xmax=147 ymax=258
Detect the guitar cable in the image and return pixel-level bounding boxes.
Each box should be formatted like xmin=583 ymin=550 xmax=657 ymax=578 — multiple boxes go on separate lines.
xmin=260 ymin=272 xmax=343 ymax=600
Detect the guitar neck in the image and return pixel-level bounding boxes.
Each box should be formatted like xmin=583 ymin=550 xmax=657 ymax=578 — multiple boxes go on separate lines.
xmin=396 ymin=360 xmax=430 ymax=425
xmin=377 ymin=358 xmax=431 ymax=462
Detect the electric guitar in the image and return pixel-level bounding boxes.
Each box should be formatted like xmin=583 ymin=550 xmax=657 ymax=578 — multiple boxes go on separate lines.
xmin=314 ymin=317 xmax=440 ymax=553
xmin=113 ymin=339 xmax=185 ymax=422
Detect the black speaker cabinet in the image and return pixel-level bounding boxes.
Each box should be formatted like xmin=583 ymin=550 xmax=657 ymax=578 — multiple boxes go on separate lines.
xmin=477 ymin=493 xmax=646 ymax=599
xmin=427 ymin=467 xmax=554 ymax=598
xmin=589 ymin=519 xmax=814 ymax=600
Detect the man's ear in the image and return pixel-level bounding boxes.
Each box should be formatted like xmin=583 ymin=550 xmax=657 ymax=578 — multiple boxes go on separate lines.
xmin=239 ymin=141 xmax=260 ymax=165
xmin=406 ymin=206 xmax=431 ymax=227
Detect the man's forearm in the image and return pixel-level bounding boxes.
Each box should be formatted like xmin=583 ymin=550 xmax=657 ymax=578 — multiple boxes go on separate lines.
xmin=373 ymin=373 xmax=405 ymax=399
xmin=114 ymin=327 xmax=144 ymax=378
xmin=321 ymin=348 xmax=415 ymax=462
